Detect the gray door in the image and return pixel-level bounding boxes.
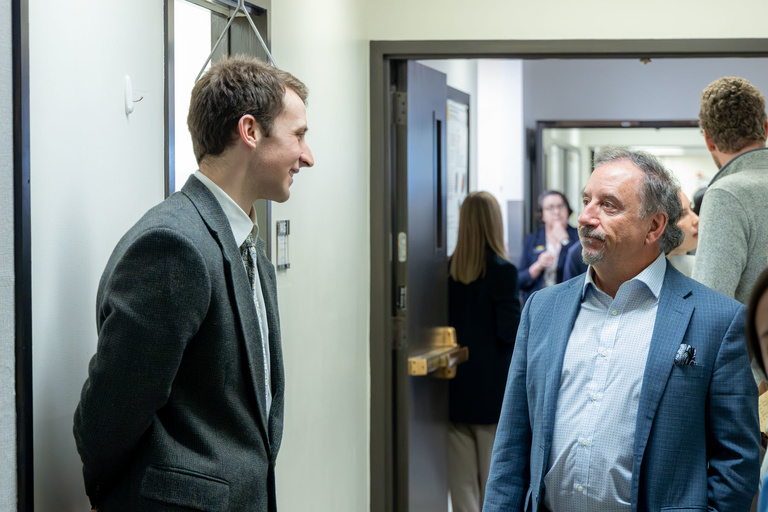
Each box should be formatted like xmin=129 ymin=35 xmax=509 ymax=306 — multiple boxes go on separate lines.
xmin=392 ymin=60 xmax=449 ymax=512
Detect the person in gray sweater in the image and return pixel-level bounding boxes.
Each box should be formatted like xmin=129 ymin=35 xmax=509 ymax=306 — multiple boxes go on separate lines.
xmin=693 ymin=77 xmax=768 ymax=305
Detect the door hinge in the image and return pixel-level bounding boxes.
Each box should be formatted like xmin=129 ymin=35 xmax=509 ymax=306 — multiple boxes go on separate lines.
xmin=392 ymin=316 xmax=407 ymax=351
xmin=396 ymin=285 xmax=407 ymax=311
xmin=393 ymin=91 xmax=407 ymax=125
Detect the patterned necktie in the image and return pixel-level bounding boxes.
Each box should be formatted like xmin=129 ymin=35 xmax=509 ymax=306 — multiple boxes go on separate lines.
xmin=240 ymin=233 xmax=272 ymax=414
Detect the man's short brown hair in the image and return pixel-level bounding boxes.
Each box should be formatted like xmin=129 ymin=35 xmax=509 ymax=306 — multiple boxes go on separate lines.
xmin=187 ymin=55 xmax=308 ymax=164
xmin=699 ymin=77 xmax=767 ymax=153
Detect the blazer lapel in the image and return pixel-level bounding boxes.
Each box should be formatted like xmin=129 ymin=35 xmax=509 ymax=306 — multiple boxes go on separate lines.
xmin=541 ymin=277 xmax=585 ymax=447
xmin=631 ymin=265 xmax=693 ymax=508
xmin=255 ymin=236 xmax=285 ymax=458
xmin=181 ymin=176 xmax=271 ymax=447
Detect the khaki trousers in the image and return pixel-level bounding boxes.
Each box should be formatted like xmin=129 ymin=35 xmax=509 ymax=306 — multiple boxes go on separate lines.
xmin=448 ymin=422 xmax=498 ymax=512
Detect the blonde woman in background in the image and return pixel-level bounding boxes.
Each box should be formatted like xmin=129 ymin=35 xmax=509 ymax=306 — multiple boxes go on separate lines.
xmin=448 ymin=191 xmax=521 ymax=512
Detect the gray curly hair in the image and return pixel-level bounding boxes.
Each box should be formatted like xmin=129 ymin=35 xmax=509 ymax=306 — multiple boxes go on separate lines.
xmin=593 ymin=146 xmax=684 ymax=255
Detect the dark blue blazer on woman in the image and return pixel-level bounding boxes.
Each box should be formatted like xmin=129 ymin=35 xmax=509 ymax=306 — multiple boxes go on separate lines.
xmin=517 ymin=225 xmax=578 ymax=305
xmin=448 ymin=252 xmax=521 ymax=424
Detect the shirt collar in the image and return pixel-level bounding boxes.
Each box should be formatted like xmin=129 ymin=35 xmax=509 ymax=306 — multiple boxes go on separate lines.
xmin=581 ymin=251 xmax=667 ymax=300
xmin=194 ymin=170 xmax=258 ymax=246
xmin=709 ymin=147 xmax=768 ymax=186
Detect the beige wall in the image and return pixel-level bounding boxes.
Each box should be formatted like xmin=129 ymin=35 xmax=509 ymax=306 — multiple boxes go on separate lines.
xmin=11 ymin=0 xmax=768 ymax=510
xmin=365 ymin=0 xmax=768 ymax=40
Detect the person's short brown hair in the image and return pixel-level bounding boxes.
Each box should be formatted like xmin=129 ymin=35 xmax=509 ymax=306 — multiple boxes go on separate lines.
xmin=699 ymin=77 xmax=767 ymax=153
xmin=187 ymin=55 xmax=308 ymax=164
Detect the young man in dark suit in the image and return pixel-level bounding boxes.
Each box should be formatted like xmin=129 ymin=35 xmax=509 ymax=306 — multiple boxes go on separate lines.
xmin=73 ymin=56 xmax=313 ymax=511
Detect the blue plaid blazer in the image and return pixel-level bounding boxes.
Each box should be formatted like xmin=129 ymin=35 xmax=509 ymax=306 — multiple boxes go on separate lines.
xmin=484 ymin=261 xmax=760 ymax=512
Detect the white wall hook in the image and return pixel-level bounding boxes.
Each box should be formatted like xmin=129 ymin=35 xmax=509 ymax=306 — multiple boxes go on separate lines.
xmin=124 ymin=75 xmax=143 ymax=115
xmin=124 ymin=75 xmax=135 ymax=115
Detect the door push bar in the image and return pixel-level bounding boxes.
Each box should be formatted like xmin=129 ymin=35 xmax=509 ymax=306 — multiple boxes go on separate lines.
xmin=408 ymin=327 xmax=468 ymax=379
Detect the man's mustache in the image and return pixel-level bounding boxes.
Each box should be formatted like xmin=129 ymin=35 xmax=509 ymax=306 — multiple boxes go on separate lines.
xmin=579 ymin=226 xmax=605 ymax=242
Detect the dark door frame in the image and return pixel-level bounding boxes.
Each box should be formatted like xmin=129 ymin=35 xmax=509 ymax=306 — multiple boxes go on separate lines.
xmin=13 ymin=0 xmax=32 ymax=510
xmin=369 ymin=38 xmax=768 ymax=512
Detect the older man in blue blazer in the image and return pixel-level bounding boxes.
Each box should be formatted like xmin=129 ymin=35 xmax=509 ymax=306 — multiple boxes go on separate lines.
xmin=73 ymin=57 xmax=314 ymax=511
xmin=484 ymin=147 xmax=759 ymax=512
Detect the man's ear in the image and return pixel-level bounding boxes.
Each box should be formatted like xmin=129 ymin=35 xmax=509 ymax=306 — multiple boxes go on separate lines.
xmin=237 ymin=115 xmax=262 ymax=149
xmin=702 ymin=129 xmax=718 ymax=152
xmin=646 ymin=211 xmax=667 ymax=246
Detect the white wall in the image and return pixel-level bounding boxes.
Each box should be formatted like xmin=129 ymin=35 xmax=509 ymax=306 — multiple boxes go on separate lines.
xmin=658 ymin=154 xmax=715 ymax=199
xmin=28 ymin=0 xmax=165 ymax=509
xmin=268 ymin=0 xmax=370 ymax=509
xmin=477 ymin=60 xmax=525 ymax=250
xmin=0 ymin=0 xmax=16 ymax=508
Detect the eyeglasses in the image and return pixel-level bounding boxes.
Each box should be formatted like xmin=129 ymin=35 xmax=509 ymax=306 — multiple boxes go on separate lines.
xmin=543 ymin=205 xmax=567 ymax=212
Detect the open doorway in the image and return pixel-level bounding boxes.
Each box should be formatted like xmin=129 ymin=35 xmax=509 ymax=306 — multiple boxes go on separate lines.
xmin=369 ymin=40 xmax=768 ymax=512
xmin=537 ymin=122 xmax=708 ymax=228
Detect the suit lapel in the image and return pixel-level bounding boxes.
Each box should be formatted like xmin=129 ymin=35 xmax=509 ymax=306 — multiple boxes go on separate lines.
xmin=631 ymin=265 xmax=693 ymax=508
xmin=181 ymin=176 xmax=271 ymax=447
xmin=255 ymin=236 xmax=285 ymax=457
xmin=542 ymin=277 xmax=585 ymax=447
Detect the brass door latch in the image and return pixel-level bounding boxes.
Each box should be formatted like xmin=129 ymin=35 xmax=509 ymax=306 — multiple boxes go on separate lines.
xmin=407 ymin=326 xmax=468 ymax=379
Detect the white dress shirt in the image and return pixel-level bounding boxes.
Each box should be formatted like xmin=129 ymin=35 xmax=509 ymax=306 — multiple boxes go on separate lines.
xmin=194 ymin=171 xmax=272 ymax=415
xmin=543 ymin=253 xmax=666 ymax=512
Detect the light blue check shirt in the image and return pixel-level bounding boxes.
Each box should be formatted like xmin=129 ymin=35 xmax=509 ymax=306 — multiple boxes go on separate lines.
xmin=542 ymin=252 xmax=667 ymax=512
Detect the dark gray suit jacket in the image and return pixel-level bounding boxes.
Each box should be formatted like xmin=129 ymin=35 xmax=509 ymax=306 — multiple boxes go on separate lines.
xmin=74 ymin=175 xmax=284 ymax=511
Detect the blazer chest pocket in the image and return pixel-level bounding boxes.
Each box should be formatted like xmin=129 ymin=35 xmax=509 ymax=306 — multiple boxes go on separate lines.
xmin=140 ymin=465 xmax=230 ymax=512
xmin=669 ymin=364 xmax=705 ymax=379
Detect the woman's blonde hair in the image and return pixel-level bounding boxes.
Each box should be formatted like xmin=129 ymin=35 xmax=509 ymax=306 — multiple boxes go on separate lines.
xmin=450 ymin=191 xmax=509 ymax=284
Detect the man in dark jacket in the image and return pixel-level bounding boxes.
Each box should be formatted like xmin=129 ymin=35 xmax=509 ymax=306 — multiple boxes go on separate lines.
xmin=73 ymin=56 xmax=314 ymax=511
